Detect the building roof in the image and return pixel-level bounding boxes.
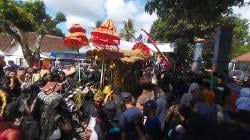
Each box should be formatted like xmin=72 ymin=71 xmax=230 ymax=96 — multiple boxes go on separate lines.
xmin=233 ymin=52 xmax=250 ymax=62
xmin=0 ymin=32 xmax=74 ymax=53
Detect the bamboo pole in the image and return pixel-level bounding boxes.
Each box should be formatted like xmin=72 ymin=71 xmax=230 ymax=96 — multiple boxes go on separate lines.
xmin=78 ymin=49 xmax=81 ymax=82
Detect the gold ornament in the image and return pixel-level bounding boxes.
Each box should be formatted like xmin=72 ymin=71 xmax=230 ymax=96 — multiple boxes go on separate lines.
xmin=74 ymin=90 xmax=85 ymax=108
xmin=0 ymin=90 xmax=7 ymax=116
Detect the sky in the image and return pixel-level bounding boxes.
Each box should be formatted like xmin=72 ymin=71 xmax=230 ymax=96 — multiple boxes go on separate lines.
xmin=43 ymin=0 xmax=250 ymax=37
xmin=43 ymin=0 xmax=157 ymax=39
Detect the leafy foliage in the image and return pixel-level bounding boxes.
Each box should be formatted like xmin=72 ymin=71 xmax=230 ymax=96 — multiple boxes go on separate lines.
xmin=147 ymin=0 xmax=250 ymax=69
xmin=230 ymin=45 xmax=250 ymax=58
xmin=120 ymin=19 xmax=136 ymax=41
xmin=0 ymin=0 xmax=66 ymax=66
xmin=229 ymin=17 xmax=250 ymax=58
xmin=145 ymin=0 xmax=245 ymax=23
xmin=174 ymin=39 xmax=194 ymax=66
xmin=150 ymin=16 xmax=250 ymax=68
xmin=96 ymin=20 xmax=102 ymax=27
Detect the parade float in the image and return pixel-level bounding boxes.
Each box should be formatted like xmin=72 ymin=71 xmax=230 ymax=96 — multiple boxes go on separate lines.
xmin=88 ymin=19 xmax=156 ymax=96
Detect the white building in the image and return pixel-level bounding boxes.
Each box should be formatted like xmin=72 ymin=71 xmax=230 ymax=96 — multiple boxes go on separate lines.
xmin=0 ymin=32 xmax=175 ymax=67
xmin=0 ymin=32 xmax=74 ymax=67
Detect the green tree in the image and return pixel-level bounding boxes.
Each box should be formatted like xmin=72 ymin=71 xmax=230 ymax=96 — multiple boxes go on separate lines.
xmin=96 ymin=20 xmax=102 ymax=27
xmin=145 ymin=0 xmax=248 ymax=43
xmin=174 ymin=39 xmax=194 ymax=66
xmin=229 ymin=17 xmax=250 ymax=58
xmin=145 ymin=0 xmax=244 ymax=23
xmin=0 ymin=0 xmax=66 ymax=66
xmin=120 ymin=19 xmax=136 ymax=41
xmin=150 ymin=16 xmax=250 ymax=69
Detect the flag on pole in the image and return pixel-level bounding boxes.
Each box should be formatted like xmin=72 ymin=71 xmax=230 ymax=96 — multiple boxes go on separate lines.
xmin=135 ymin=34 xmax=143 ymax=42
xmin=141 ymin=29 xmax=171 ymax=68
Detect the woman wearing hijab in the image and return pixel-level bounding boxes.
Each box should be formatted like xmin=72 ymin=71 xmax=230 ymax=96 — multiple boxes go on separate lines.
xmin=180 ymin=83 xmax=200 ymax=107
xmin=235 ymin=87 xmax=250 ymax=111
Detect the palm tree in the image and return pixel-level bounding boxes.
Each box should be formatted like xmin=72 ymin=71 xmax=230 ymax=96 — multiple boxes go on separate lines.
xmin=96 ymin=20 xmax=102 ymax=27
xmin=120 ymin=19 xmax=136 ymax=41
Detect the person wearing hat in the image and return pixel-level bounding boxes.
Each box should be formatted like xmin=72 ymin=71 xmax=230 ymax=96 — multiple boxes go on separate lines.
xmin=143 ymin=100 xmax=161 ymax=140
xmin=119 ymin=92 xmax=143 ymax=140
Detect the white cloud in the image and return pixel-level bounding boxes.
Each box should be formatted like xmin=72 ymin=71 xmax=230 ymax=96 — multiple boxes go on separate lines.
xmin=233 ymin=6 xmax=250 ymax=21
xmin=43 ymin=0 xmax=158 ymax=37
xmin=43 ymin=0 xmax=106 ymax=33
xmin=105 ymin=0 xmax=137 ymax=21
xmin=135 ymin=12 xmax=158 ymax=30
xmin=44 ymin=0 xmax=106 ymax=21
xmin=104 ymin=0 xmax=157 ymax=37
xmin=233 ymin=2 xmax=250 ymax=32
xmin=64 ymin=16 xmax=96 ymax=36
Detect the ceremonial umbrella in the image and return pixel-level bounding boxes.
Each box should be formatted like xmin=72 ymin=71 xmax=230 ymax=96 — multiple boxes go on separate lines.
xmin=64 ymin=24 xmax=89 ymax=48
xmin=91 ymin=19 xmax=120 ymax=50
xmin=91 ymin=19 xmax=120 ymax=88
xmin=132 ymin=42 xmax=150 ymax=56
xmin=64 ymin=24 xmax=89 ymax=81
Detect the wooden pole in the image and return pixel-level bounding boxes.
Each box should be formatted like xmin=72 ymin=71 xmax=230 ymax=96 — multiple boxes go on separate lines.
xmin=100 ymin=59 xmax=104 ymax=89
xmin=78 ymin=49 xmax=81 ymax=82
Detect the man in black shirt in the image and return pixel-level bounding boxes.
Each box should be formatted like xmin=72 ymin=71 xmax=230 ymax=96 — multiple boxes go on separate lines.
xmin=213 ymin=76 xmax=230 ymax=107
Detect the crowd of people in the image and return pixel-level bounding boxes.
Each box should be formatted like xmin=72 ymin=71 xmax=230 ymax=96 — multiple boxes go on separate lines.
xmin=0 ymin=57 xmax=250 ymax=140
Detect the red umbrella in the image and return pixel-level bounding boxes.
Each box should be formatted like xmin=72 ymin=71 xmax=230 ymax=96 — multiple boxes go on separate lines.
xmin=132 ymin=42 xmax=150 ymax=56
xmin=68 ymin=24 xmax=86 ymax=33
xmin=90 ymin=19 xmax=120 ymax=88
xmin=64 ymin=24 xmax=89 ymax=81
xmin=91 ymin=19 xmax=120 ymax=49
xmin=64 ymin=33 xmax=89 ymax=48
xmin=64 ymin=24 xmax=89 ymax=49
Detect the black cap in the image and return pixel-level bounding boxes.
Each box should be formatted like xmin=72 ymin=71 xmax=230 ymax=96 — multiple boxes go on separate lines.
xmin=120 ymin=92 xmax=132 ymax=102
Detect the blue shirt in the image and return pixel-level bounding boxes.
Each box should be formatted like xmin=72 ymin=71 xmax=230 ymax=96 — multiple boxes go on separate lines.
xmin=119 ymin=107 xmax=143 ymax=140
xmin=156 ymin=93 xmax=169 ymax=129
xmin=144 ymin=116 xmax=161 ymax=140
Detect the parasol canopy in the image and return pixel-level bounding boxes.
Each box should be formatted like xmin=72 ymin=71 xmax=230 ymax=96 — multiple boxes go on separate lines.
xmin=64 ymin=24 xmax=89 ymax=49
xmin=68 ymin=24 xmax=86 ymax=33
xmin=64 ymin=24 xmax=89 ymax=82
xmin=132 ymin=42 xmax=150 ymax=56
xmin=91 ymin=19 xmax=120 ymax=49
